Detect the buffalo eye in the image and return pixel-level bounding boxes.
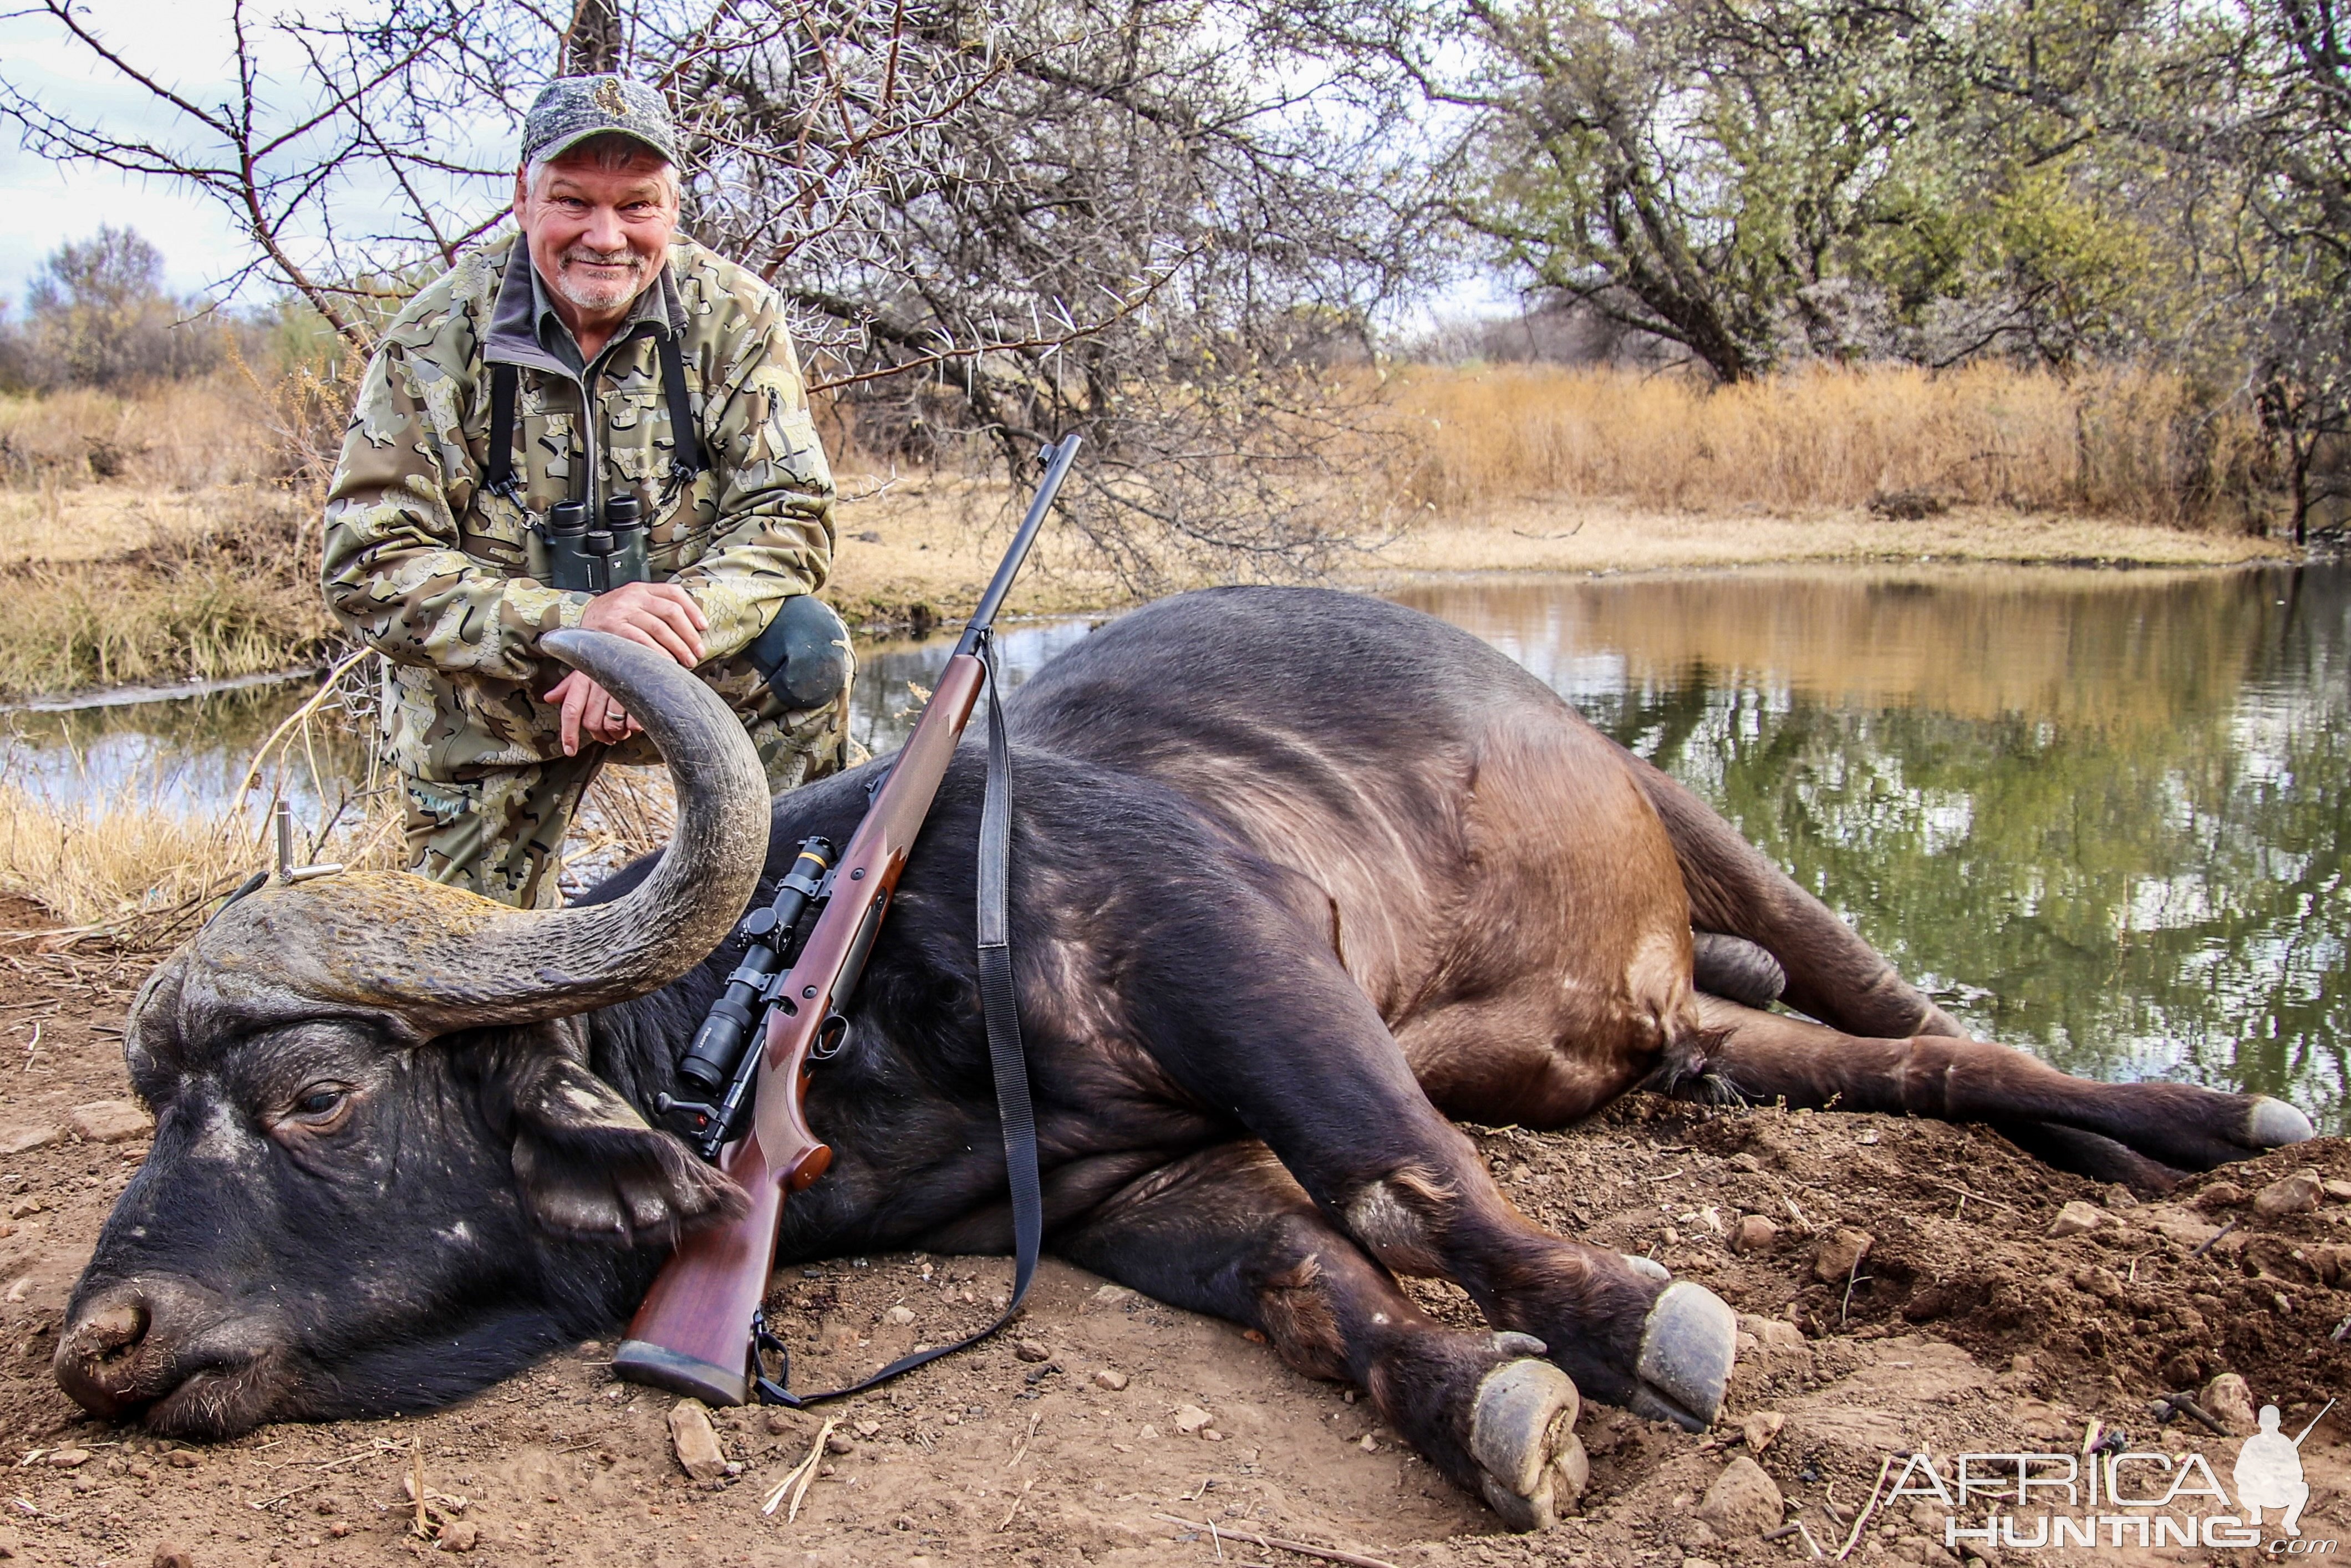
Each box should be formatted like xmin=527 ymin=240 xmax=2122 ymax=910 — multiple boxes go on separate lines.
xmin=286 ymin=1083 xmax=354 ymax=1132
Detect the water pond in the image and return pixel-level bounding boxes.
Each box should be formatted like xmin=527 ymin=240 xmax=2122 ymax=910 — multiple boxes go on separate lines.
xmin=6 ymin=561 xmax=2343 ymax=1129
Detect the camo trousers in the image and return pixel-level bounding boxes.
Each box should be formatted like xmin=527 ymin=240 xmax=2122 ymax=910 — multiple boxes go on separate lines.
xmin=400 ymin=690 xmax=851 ymax=909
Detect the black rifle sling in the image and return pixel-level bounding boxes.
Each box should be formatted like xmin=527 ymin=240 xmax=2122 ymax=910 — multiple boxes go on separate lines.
xmin=754 ymin=632 xmax=1041 ymax=1408
xmin=485 ymin=363 xmax=521 ymax=498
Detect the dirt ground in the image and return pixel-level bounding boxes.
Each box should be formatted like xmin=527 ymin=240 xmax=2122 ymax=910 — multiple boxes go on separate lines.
xmin=1 ymin=895 xmax=2347 ymax=1568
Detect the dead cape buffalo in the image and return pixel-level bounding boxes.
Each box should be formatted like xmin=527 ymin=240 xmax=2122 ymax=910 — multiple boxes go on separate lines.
xmin=57 ymin=586 xmax=2311 ymax=1529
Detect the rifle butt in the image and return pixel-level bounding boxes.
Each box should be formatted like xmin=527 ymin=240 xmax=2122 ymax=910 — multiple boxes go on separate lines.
xmin=613 ymin=1139 xmax=796 ymax=1406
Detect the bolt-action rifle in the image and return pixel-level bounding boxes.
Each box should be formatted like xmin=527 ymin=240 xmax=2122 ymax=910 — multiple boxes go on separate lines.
xmin=612 ymin=436 xmax=1079 ymax=1406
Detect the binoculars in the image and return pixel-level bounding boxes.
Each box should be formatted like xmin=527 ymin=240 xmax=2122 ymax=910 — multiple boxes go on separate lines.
xmin=543 ymin=495 xmax=651 ymax=593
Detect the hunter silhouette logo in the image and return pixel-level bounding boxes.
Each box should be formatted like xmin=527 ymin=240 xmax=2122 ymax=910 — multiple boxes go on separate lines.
xmin=2238 ymin=1405 xmax=2316 ymax=1536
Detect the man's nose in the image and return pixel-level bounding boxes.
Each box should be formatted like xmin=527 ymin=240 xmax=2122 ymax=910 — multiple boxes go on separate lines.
xmin=582 ymin=206 xmax=627 ymax=252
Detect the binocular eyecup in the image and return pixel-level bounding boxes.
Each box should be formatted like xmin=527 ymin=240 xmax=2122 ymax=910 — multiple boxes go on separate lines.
xmin=543 ymin=495 xmax=651 ymax=593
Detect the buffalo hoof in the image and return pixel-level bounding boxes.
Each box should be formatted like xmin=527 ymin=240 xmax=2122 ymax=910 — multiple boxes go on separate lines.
xmin=1628 ymin=1280 xmax=1737 ymax=1432
xmin=2245 ymin=1097 xmax=2314 ymax=1149
xmin=1622 ymin=1253 xmax=1670 ymax=1282
xmin=1470 ymin=1356 xmax=1587 ymax=1531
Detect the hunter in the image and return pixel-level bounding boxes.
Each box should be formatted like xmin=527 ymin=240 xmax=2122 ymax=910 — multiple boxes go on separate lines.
xmin=322 ymin=74 xmax=852 ymax=907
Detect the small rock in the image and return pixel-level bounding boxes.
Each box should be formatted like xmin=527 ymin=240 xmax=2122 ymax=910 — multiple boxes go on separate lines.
xmin=68 ymin=1100 xmax=153 ymax=1144
xmin=1738 ymin=1314 xmax=1805 ymax=1349
xmin=883 ymin=1305 xmax=915 ymax=1326
xmin=1682 ymin=1559 xmax=1724 ymax=1568
xmin=0 ymin=1126 xmax=59 ymax=1158
xmin=1813 ymin=1228 xmax=1873 ymax=1282
xmin=668 ymin=1398 xmax=729 ymax=1482
xmin=152 ymin=1544 xmax=194 ymax=1568
xmin=45 ymin=1449 xmax=91 ymax=1468
xmin=1907 ymin=1500 xmax=1946 ymax=1533
xmin=1172 ymin=1404 xmax=1214 ymax=1434
xmin=1741 ymin=1411 xmax=1785 ymax=1454
xmin=1012 ymin=1339 xmax=1051 ymax=1362
xmin=1696 ymin=1454 xmax=1784 ymax=1538
xmin=6 ymin=1199 xmax=42 ymax=1220
xmin=854 ymin=1421 xmax=881 ymax=1438
xmin=1138 ymin=1424 xmax=1159 ymax=1440
xmin=2203 ymin=1372 xmax=2258 ymax=1435
xmin=2255 ymin=1171 xmax=2324 ymax=1219
xmin=2049 ymin=1200 xmax=2105 ymax=1238
xmin=436 ymin=1519 xmax=478 ymax=1552
xmin=166 ymin=1449 xmax=200 ymax=1469
xmin=1092 ymin=1285 xmax=1134 ymax=1306
xmin=1358 ymin=1433 xmax=1377 ymax=1452
xmin=327 ymin=1523 xmax=350 ymax=1539
xmin=1093 ymin=1368 xmax=1129 ymax=1391
xmin=2195 ymin=1182 xmax=2246 ymax=1210
xmin=2322 ymin=1179 xmax=2351 ymax=1203
xmin=2101 ymin=1184 xmax=2139 ymax=1209
xmin=1731 ymin=1216 xmax=1778 ymax=1254
xmin=824 ymin=1433 xmax=853 ymax=1455
xmin=1683 ymin=1521 xmax=1721 ymax=1547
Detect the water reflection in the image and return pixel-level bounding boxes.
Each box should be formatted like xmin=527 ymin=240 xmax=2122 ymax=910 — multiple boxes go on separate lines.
xmin=1395 ymin=563 xmax=2350 ymax=1132
xmin=4 ymin=566 xmax=2340 ymax=1130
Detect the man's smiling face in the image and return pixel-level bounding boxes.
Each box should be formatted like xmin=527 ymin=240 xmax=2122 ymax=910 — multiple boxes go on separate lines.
xmin=513 ymin=140 xmax=679 ymax=327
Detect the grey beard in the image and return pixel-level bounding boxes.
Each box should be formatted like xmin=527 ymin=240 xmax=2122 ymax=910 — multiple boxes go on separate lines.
xmin=552 ymin=253 xmax=646 ymax=313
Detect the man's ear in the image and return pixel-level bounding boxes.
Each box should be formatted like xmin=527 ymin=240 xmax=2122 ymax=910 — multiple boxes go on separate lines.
xmin=479 ymin=1032 xmax=747 ymax=1248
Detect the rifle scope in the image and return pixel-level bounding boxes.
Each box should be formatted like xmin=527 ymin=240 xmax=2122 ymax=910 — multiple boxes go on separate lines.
xmin=673 ymin=838 xmax=833 ymax=1094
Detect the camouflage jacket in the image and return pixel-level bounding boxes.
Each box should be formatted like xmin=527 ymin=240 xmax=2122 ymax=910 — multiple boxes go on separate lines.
xmin=320 ymin=232 xmax=834 ymax=776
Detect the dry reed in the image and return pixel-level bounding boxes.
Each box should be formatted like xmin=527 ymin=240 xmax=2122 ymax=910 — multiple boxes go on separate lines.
xmin=1385 ymin=362 xmax=2264 ymax=526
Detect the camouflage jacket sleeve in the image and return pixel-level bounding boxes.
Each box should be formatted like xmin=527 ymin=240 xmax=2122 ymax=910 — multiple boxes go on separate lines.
xmin=319 ymin=303 xmax=587 ymax=684
xmin=669 ymin=287 xmax=836 ymax=669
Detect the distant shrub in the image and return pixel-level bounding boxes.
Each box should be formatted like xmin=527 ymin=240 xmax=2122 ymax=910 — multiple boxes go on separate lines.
xmin=0 ymin=227 xmax=223 ymax=393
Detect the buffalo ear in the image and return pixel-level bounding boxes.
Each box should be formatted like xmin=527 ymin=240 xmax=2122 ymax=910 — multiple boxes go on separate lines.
xmin=501 ymin=1053 xmax=748 ymax=1248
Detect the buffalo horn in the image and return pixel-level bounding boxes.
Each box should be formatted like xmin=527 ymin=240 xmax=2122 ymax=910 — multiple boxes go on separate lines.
xmin=158 ymin=629 xmax=774 ymax=1038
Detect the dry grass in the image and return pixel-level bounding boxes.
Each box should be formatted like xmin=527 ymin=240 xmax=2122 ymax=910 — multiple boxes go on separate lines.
xmin=1386 ymin=362 xmax=2267 ymax=527
xmin=0 ymin=495 xmax=338 ymax=699
xmin=0 ymin=376 xmax=278 ymax=492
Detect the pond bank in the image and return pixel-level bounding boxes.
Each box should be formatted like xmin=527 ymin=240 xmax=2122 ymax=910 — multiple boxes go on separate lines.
xmin=0 ymin=472 xmax=2295 ymax=706
xmin=826 ymin=478 xmax=2292 ymax=633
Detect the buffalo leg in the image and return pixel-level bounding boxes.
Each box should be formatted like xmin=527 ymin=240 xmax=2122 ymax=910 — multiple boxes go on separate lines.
xmin=1624 ymin=753 xmax=1965 ymax=1040
xmin=1056 ymin=1142 xmax=1591 ymax=1530
xmin=1124 ymin=910 xmax=1737 ymax=1430
xmin=1690 ymin=995 xmax=2313 ymax=1180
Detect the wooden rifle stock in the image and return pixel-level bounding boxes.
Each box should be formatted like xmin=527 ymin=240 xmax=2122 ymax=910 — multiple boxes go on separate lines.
xmin=612 ymin=432 xmax=1077 ymax=1406
xmin=611 ymin=655 xmax=986 ymax=1404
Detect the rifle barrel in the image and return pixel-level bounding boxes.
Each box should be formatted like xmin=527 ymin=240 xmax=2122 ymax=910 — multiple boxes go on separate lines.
xmin=953 ymin=435 xmax=1080 ymax=657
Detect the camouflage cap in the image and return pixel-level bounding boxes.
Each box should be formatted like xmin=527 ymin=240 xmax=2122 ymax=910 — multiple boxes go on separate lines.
xmin=522 ymin=74 xmax=679 ymax=168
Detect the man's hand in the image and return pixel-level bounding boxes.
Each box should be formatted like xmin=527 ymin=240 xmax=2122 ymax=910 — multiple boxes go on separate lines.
xmin=579 ymin=582 xmax=709 ymax=668
xmin=546 ymin=670 xmax=642 ymax=756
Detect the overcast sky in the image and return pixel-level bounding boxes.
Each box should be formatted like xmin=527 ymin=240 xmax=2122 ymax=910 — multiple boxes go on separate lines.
xmin=0 ymin=0 xmax=517 ymax=312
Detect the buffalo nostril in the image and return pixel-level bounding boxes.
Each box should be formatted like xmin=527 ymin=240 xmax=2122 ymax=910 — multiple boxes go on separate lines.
xmin=80 ymin=1303 xmax=149 ymax=1356
xmin=54 ymin=1286 xmax=166 ymax=1417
